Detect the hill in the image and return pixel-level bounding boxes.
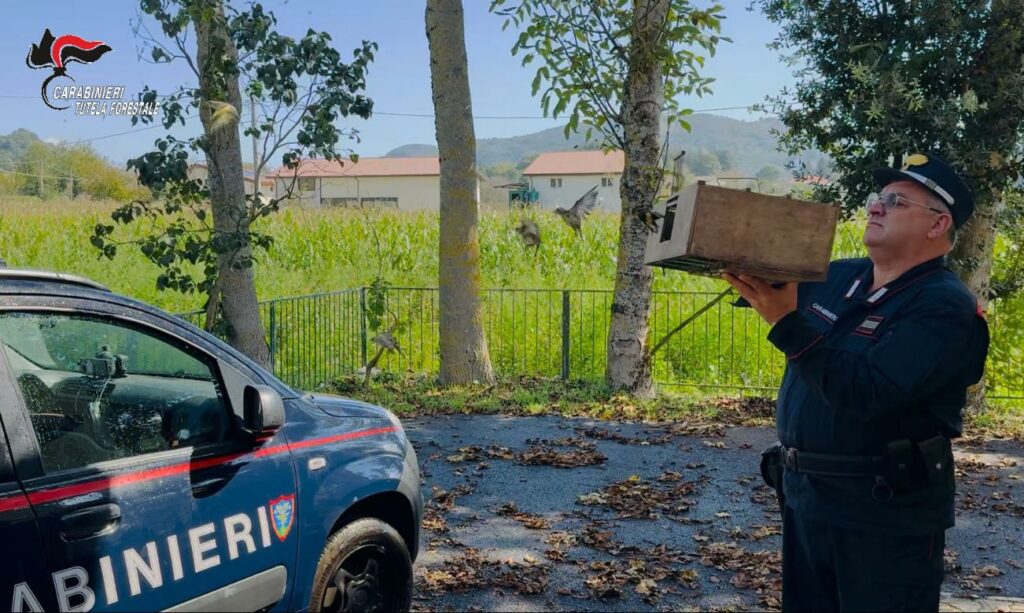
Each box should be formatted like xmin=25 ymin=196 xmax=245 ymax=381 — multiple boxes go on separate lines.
xmin=0 ymin=129 xmax=43 ymax=169
xmin=392 ymin=114 xmax=826 ymax=175
xmin=385 ymin=143 xmax=439 ymax=157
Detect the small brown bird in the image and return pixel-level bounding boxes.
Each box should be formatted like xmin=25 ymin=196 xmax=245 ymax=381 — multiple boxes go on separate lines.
xmin=363 ymin=327 xmax=401 ymax=385
xmin=639 ymin=208 xmax=665 ymax=234
xmin=372 ymin=329 xmax=400 ymax=353
xmin=515 ymin=219 xmax=541 ymax=253
xmin=554 ymin=185 xmax=599 ymax=237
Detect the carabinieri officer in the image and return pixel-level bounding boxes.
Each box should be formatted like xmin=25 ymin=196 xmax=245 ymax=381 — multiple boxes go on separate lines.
xmin=724 ymin=153 xmax=990 ymax=612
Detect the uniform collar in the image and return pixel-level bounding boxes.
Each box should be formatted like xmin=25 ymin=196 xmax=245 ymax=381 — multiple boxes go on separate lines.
xmin=843 ymin=256 xmax=946 ymax=306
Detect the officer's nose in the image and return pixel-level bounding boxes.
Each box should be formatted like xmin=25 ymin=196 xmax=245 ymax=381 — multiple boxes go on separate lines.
xmin=866 ymin=197 xmax=887 ymax=218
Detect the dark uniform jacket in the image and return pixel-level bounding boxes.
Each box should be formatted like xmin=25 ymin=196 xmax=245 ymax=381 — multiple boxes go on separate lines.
xmin=767 ymin=256 xmax=989 ymax=536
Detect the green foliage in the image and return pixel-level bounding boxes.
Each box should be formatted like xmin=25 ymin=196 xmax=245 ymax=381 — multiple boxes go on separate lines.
xmin=757 ymin=0 xmax=1024 ymax=218
xmin=687 ymin=150 xmax=721 ymax=176
xmin=714 ymin=148 xmax=736 ymax=171
xmin=755 ymin=164 xmax=783 ymax=181
xmin=490 ymin=0 xmax=727 ymax=146
xmin=7 ymin=198 xmax=1024 ymax=404
xmin=0 ymin=135 xmax=148 ymax=201
xmin=92 ymin=0 xmax=376 ymax=307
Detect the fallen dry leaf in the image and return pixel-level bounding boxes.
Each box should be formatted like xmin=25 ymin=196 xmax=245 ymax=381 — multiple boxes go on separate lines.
xmin=494 ymin=502 xmax=550 ymax=530
xmin=575 ymin=426 xmax=672 ymax=446
xmin=577 ymin=474 xmax=706 ymax=521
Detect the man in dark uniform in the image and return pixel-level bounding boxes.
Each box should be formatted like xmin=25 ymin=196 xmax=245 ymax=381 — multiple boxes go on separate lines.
xmin=723 ymin=153 xmax=990 ymax=612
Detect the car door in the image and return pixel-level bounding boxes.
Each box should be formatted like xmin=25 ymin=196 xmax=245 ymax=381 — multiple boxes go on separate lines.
xmin=0 ymin=346 xmax=59 ymax=613
xmin=0 ymin=304 xmax=299 ymax=612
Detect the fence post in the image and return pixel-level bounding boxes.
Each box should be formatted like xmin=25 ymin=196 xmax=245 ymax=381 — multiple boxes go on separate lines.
xmin=268 ymin=301 xmax=277 ymax=374
xmin=561 ymin=290 xmax=570 ymax=380
xmin=359 ymin=287 xmax=368 ymax=369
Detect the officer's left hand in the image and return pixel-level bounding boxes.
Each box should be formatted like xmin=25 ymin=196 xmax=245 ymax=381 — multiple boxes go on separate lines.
xmin=722 ymin=273 xmax=797 ymax=325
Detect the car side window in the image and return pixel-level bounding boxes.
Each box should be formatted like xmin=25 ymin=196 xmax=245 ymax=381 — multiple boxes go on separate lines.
xmin=0 ymin=312 xmax=235 ymax=473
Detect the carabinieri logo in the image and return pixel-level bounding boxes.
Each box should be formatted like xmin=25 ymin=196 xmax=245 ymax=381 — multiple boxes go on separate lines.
xmin=25 ymin=28 xmax=113 ymax=110
xmin=269 ymin=494 xmax=296 ymax=541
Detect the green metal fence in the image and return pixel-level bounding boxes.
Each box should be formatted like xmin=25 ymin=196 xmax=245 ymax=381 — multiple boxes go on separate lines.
xmin=179 ymin=287 xmax=1023 ymax=401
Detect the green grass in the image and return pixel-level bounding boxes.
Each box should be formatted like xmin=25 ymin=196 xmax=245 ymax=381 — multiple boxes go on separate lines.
xmin=0 ymin=196 xmax=869 ymax=313
xmin=324 ymin=373 xmax=747 ymax=422
xmin=3 ymin=196 xmax=1022 ymax=414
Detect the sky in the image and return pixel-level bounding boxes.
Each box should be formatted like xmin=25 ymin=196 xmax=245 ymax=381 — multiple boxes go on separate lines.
xmin=0 ymin=0 xmax=796 ymax=167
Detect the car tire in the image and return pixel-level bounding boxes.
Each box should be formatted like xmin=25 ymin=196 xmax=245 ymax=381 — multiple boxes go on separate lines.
xmin=308 ymin=517 xmax=413 ymax=613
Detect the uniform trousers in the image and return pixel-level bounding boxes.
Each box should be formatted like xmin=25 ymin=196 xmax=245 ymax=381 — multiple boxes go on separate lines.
xmin=782 ymin=505 xmax=945 ymax=612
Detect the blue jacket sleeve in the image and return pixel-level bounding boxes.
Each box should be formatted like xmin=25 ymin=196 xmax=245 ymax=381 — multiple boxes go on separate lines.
xmin=766 ymin=297 xmax=986 ymax=421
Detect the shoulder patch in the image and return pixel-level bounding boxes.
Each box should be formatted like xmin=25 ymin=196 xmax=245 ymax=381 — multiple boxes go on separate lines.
xmin=854 ymin=315 xmax=885 ymax=337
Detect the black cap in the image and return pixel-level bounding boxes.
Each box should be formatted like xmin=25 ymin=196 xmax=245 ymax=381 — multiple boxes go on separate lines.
xmin=872 ymin=153 xmax=975 ymax=228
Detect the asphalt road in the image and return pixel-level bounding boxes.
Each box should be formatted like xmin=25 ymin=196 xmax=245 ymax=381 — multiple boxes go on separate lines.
xmin=401 ymin=414 xmax=1024 ymax=612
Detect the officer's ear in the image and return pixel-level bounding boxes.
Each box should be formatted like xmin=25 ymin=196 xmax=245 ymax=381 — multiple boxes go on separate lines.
xmin=927 ymin=211 xmax=954 ymax=241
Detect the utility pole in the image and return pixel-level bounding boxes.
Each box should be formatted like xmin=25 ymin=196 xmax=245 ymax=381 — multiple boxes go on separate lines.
xmin=38 ymin=160 xmax=44 ymax=197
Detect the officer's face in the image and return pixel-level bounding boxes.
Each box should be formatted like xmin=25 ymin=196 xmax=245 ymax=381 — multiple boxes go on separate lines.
xmin=863 ymin=181 xmax=946 ymax=252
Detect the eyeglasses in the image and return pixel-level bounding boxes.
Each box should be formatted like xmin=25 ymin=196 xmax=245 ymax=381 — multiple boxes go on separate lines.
xmin=865 ymin=192 xmax=947 ymax=215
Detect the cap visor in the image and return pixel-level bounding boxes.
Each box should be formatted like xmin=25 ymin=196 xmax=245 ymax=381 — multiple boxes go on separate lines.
xmin=872 ymin=167 xmax=913 ymax=188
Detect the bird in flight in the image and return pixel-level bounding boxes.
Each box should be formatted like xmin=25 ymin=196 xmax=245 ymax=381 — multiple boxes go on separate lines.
xmin=554 ymin=185 xmax=599 ymax=237
xmin=515 ymin=219 xmax=541 ymax=253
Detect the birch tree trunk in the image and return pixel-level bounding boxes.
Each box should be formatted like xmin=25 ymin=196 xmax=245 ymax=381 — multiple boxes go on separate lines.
xmin=605 ymin=0 xmax=668 ymax=398
xmin=426 ymin=0 xmax=496 ymax=385
xmin=196 ymin=1 xmax=271 ymax=368
xmin=950 ymin=189 xmax=1001 ymax=414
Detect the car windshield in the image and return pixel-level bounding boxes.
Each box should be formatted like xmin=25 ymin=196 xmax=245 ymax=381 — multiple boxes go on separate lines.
xmin=0 ymin=312 xmax=213 ymax=380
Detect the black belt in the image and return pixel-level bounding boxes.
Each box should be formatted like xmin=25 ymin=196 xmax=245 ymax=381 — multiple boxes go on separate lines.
xmin=780 ymin=445 xmax=886 ymax=477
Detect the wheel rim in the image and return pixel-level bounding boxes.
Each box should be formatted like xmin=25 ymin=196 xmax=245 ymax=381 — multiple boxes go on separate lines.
xmin=322 ymin=544 xmax=388 ymax=613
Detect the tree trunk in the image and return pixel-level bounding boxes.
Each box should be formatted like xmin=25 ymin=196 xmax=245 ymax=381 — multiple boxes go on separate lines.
xmin=426 ymin=0 xmax=495 ymax=385
xmin=605 ymin=0 xmax=668 ymax=398
xmin=949 ymin=189 xmax=1000 ymax=414
xmin=195 ymin=2 xmax=271 ymax=369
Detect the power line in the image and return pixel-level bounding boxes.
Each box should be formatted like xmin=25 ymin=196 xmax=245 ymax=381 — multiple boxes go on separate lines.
xmin=11 ymin=101 xmax=775 ymax=149
xmin=60 ymin=104 xmax=769 ymax=145
xmin=0 ymin=167 xmax=75 ymax=180
xmin=370 ymin=104 xmax=761 ymax=119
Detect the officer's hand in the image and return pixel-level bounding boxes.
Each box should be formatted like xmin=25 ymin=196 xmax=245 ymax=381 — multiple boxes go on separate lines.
xmin=722 ymin=273 xmax=797 ymax=325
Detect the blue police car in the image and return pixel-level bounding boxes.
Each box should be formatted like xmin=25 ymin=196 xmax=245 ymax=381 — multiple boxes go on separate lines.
xmin=0 ymin=269 xmax=423 ymax=612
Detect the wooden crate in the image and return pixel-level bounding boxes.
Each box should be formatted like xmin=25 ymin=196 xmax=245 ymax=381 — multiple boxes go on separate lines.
xmin=645 ymin=182 xmax=839 ymax=282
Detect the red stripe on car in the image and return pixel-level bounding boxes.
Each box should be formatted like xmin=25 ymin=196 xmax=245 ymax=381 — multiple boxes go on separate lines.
xmin=0 ymin=492 xmax=30 ymax=513
xmin=10 ymin=426 xmax=396 ymax=510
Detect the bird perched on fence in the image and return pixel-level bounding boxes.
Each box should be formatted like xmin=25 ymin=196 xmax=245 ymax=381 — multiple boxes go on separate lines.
xmin=554 ymin=185 xmax=599 ymax=237
xmin=362 ymin=327 xmax=401 ymax=385
xmin=372 ymin=329 xmax=400 ymax=353
xmin=515 ymin=219 xmax=541 ymax=253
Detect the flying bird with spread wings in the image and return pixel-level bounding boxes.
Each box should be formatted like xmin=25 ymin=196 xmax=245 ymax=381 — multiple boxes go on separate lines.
xmin=515 ymin=219 xmax=541 ymax=254
xmin=554 ymin=185 xmax=599 ymax=237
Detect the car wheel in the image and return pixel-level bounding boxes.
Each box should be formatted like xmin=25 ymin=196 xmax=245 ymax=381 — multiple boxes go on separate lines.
xmin=309 ymin=518 xmax=413 ymax=613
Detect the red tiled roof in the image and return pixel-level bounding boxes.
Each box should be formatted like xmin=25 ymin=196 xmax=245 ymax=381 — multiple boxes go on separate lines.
xmin=267 ymin=156 xmax=440 ymax=178
xmin=522 ymin=150 xmax=624 ymax=176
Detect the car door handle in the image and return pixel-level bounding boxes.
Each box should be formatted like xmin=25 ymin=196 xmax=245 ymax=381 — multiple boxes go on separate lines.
xmin=60 ymin=503 xmax=121 ymax=541
xmin=191 ymin=476 xmax=229 ymax=498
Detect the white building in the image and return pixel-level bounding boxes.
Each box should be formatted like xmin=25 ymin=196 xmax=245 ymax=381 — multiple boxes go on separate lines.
xmin=269 ymin=156 xmax=470 ymax=210
xmin=186 ymin=163 xmax=274 ymax=195
xmin=522 ymin=150 xmax=624 ymax=212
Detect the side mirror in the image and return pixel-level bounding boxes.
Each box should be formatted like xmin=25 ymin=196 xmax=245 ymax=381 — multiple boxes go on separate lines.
xmin=243 ymin=385 xmax=284 ymax=435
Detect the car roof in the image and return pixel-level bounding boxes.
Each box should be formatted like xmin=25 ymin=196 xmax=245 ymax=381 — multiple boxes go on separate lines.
xmin=0 ymin=268 xmax=297 ymax=397
xmin=0 ymin=268 xmax=174 ymax=318
xmin=0 ymin=268 xmax=111 ymax=292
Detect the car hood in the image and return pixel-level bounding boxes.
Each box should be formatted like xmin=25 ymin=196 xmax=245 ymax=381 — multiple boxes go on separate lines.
xmin=309 ymin=393 xmax=392 ymax=419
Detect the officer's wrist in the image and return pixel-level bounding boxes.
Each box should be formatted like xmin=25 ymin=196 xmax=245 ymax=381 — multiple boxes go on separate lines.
xmin=769 ymin=308 xmax=797 ymax=327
